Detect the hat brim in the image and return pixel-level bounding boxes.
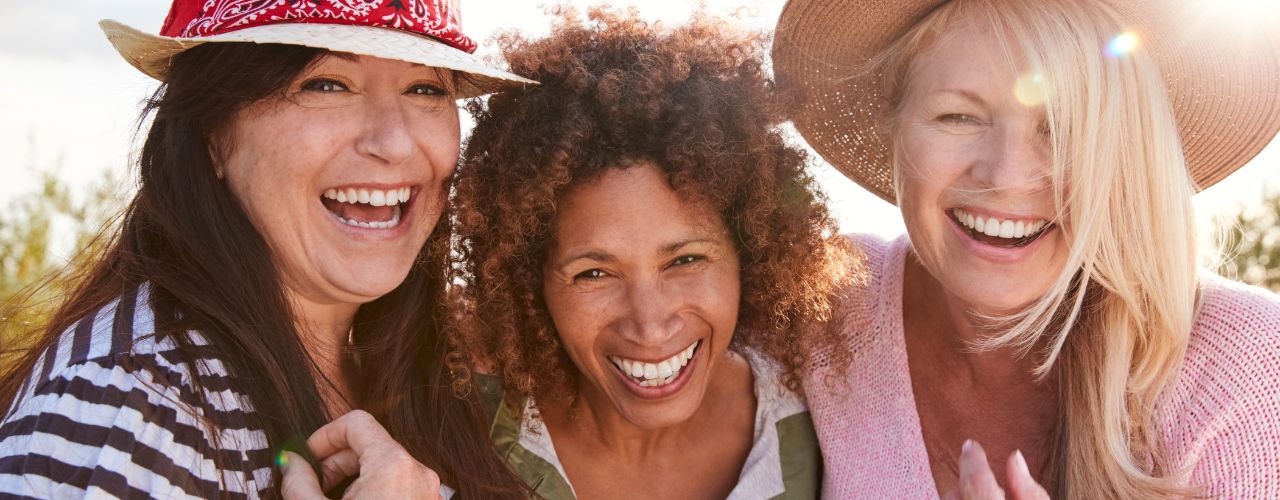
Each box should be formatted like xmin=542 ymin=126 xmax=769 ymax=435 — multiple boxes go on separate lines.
xmin=101 ymin=19 xmax=536 ymax=99
xmin=773 ymin=0 xmax=1280 ymax=203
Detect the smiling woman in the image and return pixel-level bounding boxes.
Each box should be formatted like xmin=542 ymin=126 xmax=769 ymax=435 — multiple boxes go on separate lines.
xmin=0 ymin=0 xmax=533 ymax=498
xmin=448 ymin=7 xmax=856 ymax=499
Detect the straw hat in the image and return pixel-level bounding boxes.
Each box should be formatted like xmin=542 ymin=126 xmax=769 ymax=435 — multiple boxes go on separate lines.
xmin=772 ymin=0 xmax=1280 ymax=203
xmin=101 ymin=0 xmax=536 ymax=99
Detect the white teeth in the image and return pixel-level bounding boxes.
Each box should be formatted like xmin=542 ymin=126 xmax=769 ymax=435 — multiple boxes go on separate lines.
xmin=952 ymin=209 xmax=1048 ymax=241
xmin=608 ymin=339 xmax=701 ymax=388
xmin=998 ymin=220 xmax=1015 ymax=238
xmin=323 ymin=187 xmax=412 ymax=206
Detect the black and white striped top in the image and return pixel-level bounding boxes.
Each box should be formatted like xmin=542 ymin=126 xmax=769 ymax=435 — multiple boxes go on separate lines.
xmin=0 ymin=285 xmax=273 ymax=498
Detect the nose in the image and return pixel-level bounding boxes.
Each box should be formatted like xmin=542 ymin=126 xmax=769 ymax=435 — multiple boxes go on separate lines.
xmin=354 ymin=95 xmax=415 ymax=165
xmin=615 ymin=277 xmax=685 ymax=345
xmin=971 ymin=121 xmax=1050 ymax=192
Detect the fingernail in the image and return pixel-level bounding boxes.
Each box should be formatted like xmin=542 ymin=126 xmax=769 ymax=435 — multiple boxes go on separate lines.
xmin=962 ymin=439 xmax=974 ymax=454
xmin=1014 ymin=449 xmax=1030 ymax=476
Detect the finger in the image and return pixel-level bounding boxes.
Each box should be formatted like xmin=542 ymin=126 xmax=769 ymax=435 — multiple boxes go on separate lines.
xmin=318 ymin=449 xmax=360 ymax=491
xmin=958 ymin=440 xmax=1004 ymax=500
xmin=307 ymin=410 xmax=394 ymax=460
xmin=942 ymin=490 xmax=961 ymax=500
xmin=279 ymin=451 xmax=326 ymax=500
xmin=1005 ymin=450 xmax=1051 ymax=500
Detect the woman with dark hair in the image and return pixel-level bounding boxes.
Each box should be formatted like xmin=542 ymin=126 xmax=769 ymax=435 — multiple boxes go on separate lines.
xmin=0 ymin=1 xmax=532 ymax=497
xmin=447 ymin=9 xmax=855 ymax=499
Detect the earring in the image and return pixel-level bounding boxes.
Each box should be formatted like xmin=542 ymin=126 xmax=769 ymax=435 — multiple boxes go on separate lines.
xmin=215 ymin=166 xmax=225 ymax=180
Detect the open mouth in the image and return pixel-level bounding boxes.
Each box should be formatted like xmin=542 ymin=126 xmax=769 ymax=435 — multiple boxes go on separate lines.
xmin=607 ymin=340 xmax=701 ymax=388
xmin=950 ymin=208 xmax=1054 ymax=248
xmin=321 ymin=186 xmax=412 ymax=230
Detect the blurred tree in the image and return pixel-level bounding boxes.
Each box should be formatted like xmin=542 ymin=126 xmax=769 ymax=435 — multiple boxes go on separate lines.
xmin=1218 ymin=184 xmax=1280 ymax=293
xmin=0 ymin=169 xmax=124 ymax=355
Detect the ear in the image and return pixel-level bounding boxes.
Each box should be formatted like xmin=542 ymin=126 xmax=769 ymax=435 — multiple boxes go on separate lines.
xmin=207 ymin=130 xmax=229 ymax=180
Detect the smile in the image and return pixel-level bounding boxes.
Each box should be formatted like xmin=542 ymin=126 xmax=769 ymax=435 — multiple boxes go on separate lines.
xmin=950 ymin=208 xmax=1053 ymax=248
xmin=608 ymin=340 xmax=700 ymax=388
xmin=321 ymin=186 xmax=412 ymax=230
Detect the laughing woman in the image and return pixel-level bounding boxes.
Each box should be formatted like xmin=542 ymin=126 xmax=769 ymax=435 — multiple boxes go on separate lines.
xmin=448 ymin=9 xmax=853 ymax=499
xmin=0 ymin=0 xmax=533 ymax=497
xmin=773 ymin=0 xmax=1280 ymax=498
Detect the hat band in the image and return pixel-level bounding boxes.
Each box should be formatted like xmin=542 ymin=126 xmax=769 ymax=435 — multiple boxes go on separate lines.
xmin=160 ymin=0 xmax=477 ymax=53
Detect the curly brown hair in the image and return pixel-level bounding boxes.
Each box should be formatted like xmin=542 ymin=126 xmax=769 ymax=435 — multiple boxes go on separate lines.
xmin=449 ymin=7 xmax=855 ymax=404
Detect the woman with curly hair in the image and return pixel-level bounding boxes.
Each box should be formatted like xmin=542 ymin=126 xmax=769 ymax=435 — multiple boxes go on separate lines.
xmin=448 ymin=8 xmax=853 ymax=499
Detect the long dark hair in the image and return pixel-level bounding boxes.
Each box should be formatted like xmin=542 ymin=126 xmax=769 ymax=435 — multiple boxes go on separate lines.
xmin=0 ymin=43 xmax=523 ymax=498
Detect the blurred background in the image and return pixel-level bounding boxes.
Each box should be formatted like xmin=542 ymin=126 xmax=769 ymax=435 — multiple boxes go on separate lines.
xmin=2 ymin=0 xmax=1278 ymax=330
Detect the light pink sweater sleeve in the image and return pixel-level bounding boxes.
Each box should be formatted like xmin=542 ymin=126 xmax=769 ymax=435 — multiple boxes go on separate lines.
xmin=805 ymin=233 xmax=1280 ymax=498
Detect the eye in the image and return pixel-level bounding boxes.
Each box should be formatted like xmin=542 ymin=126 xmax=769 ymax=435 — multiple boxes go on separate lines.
xmin=300 ymin=78 xmax=349 ymax=93
xmin=407 ymin=83 xmax=448 ymax=96
xmin=573 ymin=269 xmax=608 ymax=281
xmin=938 ymin=113 xmax=979 ymax=124
xmin=671 ymin=255 xmax=705 ymax=267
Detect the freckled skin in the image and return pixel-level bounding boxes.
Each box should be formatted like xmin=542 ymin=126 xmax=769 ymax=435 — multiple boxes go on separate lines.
xmin=220 ymin=54 xmax=460 ymax=322
xmin=540 ymin=163 xmax=756 ymax=499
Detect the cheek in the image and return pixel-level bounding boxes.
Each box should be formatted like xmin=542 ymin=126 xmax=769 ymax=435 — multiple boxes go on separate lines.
xmin=544 ymin=287 xmax=609 ymax=365
xmin=410 ymin=108 xmax=461 ymax=177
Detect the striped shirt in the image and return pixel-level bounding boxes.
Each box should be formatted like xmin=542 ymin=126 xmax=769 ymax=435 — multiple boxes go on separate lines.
xmin=0 ymin=284 xmax=273 ymax=498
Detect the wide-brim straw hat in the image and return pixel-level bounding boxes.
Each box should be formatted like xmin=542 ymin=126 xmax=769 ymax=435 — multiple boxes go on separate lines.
xmin=773 ymin=0 xmax=1280 ymax=203
xmin=101 ymin=0 xmax=535 ymax=100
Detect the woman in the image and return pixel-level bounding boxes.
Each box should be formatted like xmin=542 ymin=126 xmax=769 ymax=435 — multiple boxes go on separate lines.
xmin=773 ymin=0 xmax=1280 ymax=498
xmin=0 ymin=0 xmax=533 ymax=497
xmin=448 ymin=9 xmax=853 ymax=499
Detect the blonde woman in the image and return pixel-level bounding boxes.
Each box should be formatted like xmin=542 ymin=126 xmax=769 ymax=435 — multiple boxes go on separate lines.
xmin=773 ymin=0 xmax=1280 ymax=498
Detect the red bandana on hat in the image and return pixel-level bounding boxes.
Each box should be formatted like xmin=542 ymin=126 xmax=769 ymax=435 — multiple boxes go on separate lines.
xmin=160 ymin=0 xmax=477 ymax=53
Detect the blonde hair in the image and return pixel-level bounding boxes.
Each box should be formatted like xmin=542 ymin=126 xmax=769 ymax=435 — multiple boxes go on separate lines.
xmin=878 ymin=1 xmax=1199 ymax=497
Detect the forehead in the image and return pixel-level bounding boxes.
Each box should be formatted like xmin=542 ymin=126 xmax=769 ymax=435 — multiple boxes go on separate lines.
xmin=553 ymin=165 xmax=724 ymax=247
xmin=907 ymin=16 xmax=1026 ymax=97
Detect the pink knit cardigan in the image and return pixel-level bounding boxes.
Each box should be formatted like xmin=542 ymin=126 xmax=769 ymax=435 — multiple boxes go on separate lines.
xmin=804 ymin=234 xmax=1280 ymax=498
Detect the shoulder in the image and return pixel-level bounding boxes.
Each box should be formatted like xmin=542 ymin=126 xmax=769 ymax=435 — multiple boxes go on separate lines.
xmin=731 ymin=351 xmax=821 ymax=500
xmin=806 ymin=232 xmax=908 ymax=376
xmin=0 ymin=284 xmax=269 ymax=498
xmin=1155 ymin=274 xmax=1280 ymax=494
xmin=1174 ymin=274 xmax=1280 ymax=398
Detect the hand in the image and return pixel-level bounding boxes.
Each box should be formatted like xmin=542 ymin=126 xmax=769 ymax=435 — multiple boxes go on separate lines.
xmin=281 ymin=409 xmax=445 ymax=499
xmin=942 ymin=440 xmax=1050 ymax=500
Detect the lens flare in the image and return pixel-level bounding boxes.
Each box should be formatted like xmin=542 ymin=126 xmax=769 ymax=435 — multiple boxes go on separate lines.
xmin=1014 ymin=72 xmax=1047 ymax=107
xmin=276 ymin=449 xmax=290 ymax=469
xmin=1106 ymin=31 xmax=1140 ymax=57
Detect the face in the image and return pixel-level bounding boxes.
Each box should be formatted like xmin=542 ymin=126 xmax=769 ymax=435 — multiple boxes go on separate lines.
xmin=893 ymin=18 xmax=1068 ymax=314
xmin=220 ymin=53 xmax=460 ymax=320
xmin=542 ymin=163 xmax=741 ymax=430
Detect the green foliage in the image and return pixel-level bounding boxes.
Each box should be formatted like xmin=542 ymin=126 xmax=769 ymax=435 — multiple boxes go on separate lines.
xmin=0 ymin=169 xmax=125 ymax=351
xmin=1217 ymin=184 xmax=1280 ymax=293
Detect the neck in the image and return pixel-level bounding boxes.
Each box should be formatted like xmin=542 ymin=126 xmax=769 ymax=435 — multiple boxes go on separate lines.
xmin=903 ymin=251 xmax=1044 ymax=385
xmin=286 ymin=290 xmax=361 ymax=413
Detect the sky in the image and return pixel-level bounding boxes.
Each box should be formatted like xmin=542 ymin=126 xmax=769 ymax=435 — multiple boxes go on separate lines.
xmin=2 ymin=0 xmax=1277 ymax=260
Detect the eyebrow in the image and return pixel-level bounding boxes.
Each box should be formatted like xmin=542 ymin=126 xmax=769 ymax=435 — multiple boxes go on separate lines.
xmin=662 ymin=238 xmax=719 ymax=254
xmin=553 ymin=238 xmax=721 ymax=269
xmin=931 ymin=88 xmax=989 ymax=106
